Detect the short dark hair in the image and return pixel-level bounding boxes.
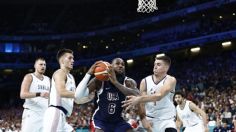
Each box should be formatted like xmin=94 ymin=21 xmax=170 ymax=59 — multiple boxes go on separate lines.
xmin=111 ymin=58 xmax=124 ymax=64
xmin=35 ymin=57 xmax=45 ymax=63
xmin=174 ymin=91 xmax=185 ymax=98
xmin=56 ymin=49 xmax=73 ymax=62
xmin=155 ymin=55 xmax=171 ymax=66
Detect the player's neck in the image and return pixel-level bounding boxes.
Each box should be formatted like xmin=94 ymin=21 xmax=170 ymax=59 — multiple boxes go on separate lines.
xmin=179 ymin=99 xmax=186 ymax=109
xmin=61 ymin=67 xmax=70 ymax=74
xmin=34 ymin=72 xmax=43 ymax=79
xmin=154 ymin=73 xmax=167 ymax=81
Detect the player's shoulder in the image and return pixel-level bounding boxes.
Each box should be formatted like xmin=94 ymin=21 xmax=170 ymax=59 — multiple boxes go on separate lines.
xmin=166 ymin=75 xmax=176 ymax=82
xmin=141 ymin=75 xmax=152 ymax=81
xmin=187 ymin=100 xmax=195 ymax=106
xmin=24 ymin=73 xmax=33 ymax=79
xmin=125 ymin=77 xmax=136 ymax=83
xmin=141 ymin=75 xmax=153 ymax=82
xmin=125 ymin=77 xmax=137 ymax=88
xmin=187 ymin=100 xmax=198 ymax=110
xmin=54 ymin=69 xmax=65 ymax=74
xmin=147 ymin=75 xmax=154 ymax=79
xmin=53 ymin=69 xmax=67 ymax=78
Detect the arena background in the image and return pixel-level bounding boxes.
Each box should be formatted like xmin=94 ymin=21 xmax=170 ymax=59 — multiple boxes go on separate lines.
xmin=0 ymin=0 xmax=236 ymax=131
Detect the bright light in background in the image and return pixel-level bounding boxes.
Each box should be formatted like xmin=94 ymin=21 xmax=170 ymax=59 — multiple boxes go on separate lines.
xmin=126 ymin=59 xmax=133 ymax=64
xmin=4 ymin=69 xmax=13 ymax=73
xmin=105 ymin=45 xmax=109 ymax=49
xmin=4 ymin=43 xmax=20 ymax=53
xmin=5 ymin=43 xmax=13 ymax=53
xmin=233 ymin=13 xmax=235 ymax=16
xmin=82 ymin=45 xmax=88 ymax=49
xmin=222 ymin=41 xmax=232 ymax=47
xmin=156 ymin=53 xmax=165 ymax=58
xmin=190 ymin=47 xmax=200 ymax=53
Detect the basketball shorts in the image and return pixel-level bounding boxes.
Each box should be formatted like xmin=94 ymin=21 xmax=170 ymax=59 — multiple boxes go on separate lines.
xmin=43 ymin=107 xmax=73 ymax=132
xmin=92 ymin=119 xmax=132 ymax=132
xmin=147 ymin=117 xmax=177 ymax=132
xmin=184 ymin=123 xmax=204 ymax=132
xmin=21 ymin=108 xmax=45 ymax=132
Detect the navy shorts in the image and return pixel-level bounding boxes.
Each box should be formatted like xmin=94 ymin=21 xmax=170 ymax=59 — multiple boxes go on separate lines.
xmin=93 ymin=119 xmax=132 ymax=132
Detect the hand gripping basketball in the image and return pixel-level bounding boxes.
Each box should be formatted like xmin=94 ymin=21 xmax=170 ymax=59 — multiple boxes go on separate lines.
xmin=94 ymin=61 xmax=111 ymax=81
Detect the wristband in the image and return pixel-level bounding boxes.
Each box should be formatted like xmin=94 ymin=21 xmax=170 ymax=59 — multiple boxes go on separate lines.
xmin=36 ymin=92 xmax=40 ymax=97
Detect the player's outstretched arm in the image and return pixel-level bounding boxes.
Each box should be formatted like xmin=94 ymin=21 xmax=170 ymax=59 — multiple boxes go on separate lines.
xmin=122 ymin=76 xmax=176 ymax=108
xmin=138 ymin=79 xmax=152 ymax=132
xmin=189 ymin=101 xmax=209 ymax=132
xmin=54 ymin=70 xmax=74 ymax=98
xmin=20 ymin=74 xmax=48 ymax=99
xmin=108 ymin=68 xmax=139 ymax=96
xmin=74 ymin=61 xmax=102 ymax=100
xmin=176 ymin=113 xmax=183 ymax=132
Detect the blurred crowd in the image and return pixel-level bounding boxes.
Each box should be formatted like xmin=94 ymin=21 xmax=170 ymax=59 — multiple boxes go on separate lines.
xmin=1 ymin=15 xmax=236 ymax=63
xmin=0 ymin=0 xmax=210 ymax=35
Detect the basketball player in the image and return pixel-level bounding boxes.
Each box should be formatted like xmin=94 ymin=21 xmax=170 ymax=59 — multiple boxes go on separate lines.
xmin=43 ymin=49 xmax=99 ymax=132
xmin=20 ymin=57 xmax=50 ymax=132
xmin=122 ymin=55 xmax=177 ymax=132
xmin=75 ymin=58 xmax=140 ymax=132
xmin=174 ymin=91 xmax=208 ymax=132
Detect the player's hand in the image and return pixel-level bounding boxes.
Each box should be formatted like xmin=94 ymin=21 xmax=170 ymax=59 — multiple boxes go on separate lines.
xmin=87 ymin=61 xmax=103 ymax=75
xmin=141 ymin=118 xmax=152 ymax=132
xmin=107 ymin=67 xmax=117 ymax=84
xmin=40 ymin=92 xmax=49 ymax=99
xmin=122 ymin=95 xmax=141 ymax=110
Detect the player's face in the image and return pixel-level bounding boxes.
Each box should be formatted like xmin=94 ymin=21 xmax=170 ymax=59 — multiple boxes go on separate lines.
xmin=35 ymin=60 xmax=46 ymax=74
xmin=174 ymin=95 xmax=183 ymax=105
xmin=112 ymin=58 xmax=125 ymax=75
xmin=63 ymin=53 xmax=74 ymax=70
xmin=153 ymin=59 xmax=168 ymax=75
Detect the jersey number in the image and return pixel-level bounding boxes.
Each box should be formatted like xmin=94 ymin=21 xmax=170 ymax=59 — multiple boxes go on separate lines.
xmin=151 ymin=91 xmax=157 ymax=106
xmin=108 ymin=103 xmax=116 ymax=114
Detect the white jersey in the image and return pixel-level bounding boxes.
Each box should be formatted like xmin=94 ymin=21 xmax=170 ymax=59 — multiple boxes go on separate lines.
xmin=145 ymin=75 xmax=176 ymax=120
xmin=49 ymin=73 xmax=76 ymax=116
xmin=23 ymin=73 xmax=50 ymax=112
xmin=176 ymin=100 xmax=203 ymax=127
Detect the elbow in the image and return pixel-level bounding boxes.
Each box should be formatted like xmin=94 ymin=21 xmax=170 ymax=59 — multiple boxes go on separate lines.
xmin=20 ymin=93 xmax=26 ymax=99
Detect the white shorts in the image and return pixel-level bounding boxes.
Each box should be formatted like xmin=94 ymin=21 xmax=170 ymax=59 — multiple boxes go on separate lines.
xmin=147 ymin=117 xmax=177 ymax=132
xmin=184 ymin=123 xmax=204 ymax=132
xmin=43 ymin=107 xmax=73 ymax=132
xmin=21 ymin=109 xmax=44 ymax=132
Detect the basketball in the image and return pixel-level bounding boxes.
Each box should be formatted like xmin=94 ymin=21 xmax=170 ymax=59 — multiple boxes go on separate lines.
xmin=94 ymin=61 xmax=110 ymax=81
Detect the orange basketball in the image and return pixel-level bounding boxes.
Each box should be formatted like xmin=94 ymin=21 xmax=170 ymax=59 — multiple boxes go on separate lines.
xmin=94 ymin=61 xmax=110 ymax=81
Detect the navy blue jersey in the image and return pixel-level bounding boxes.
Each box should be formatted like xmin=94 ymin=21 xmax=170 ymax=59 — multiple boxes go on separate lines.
xmin=92 ymin=76 xmax=127 ymax=123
